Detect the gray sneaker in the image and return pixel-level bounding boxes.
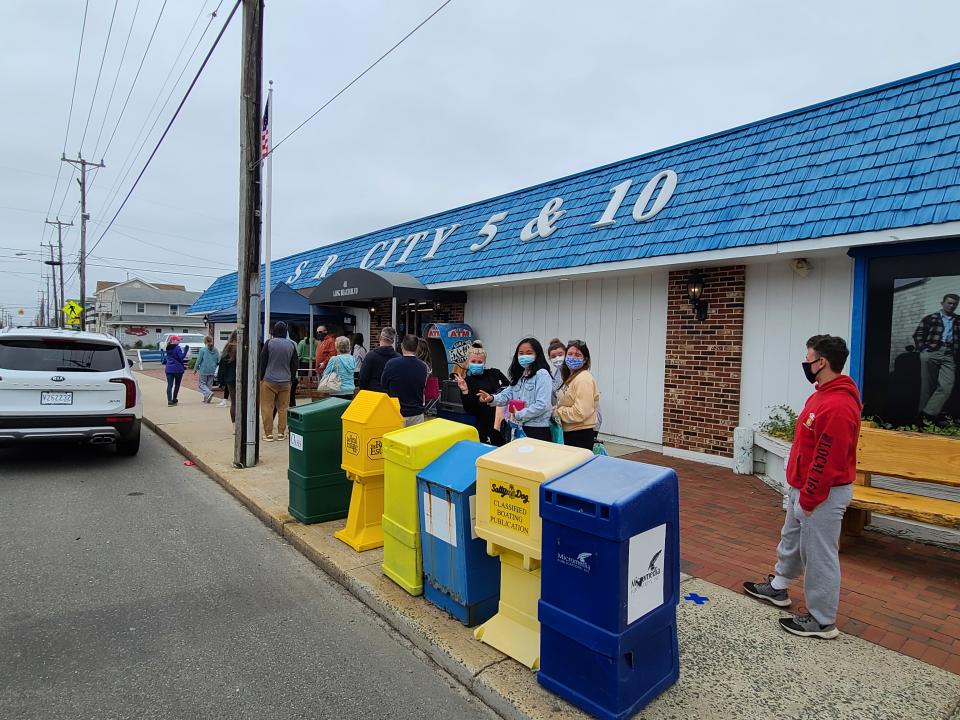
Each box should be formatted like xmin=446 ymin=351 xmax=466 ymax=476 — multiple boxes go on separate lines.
xmin=743 ymin=574 xmax=792 ymax=608
xmin=779 ymin=613 xmax=839 ymax=639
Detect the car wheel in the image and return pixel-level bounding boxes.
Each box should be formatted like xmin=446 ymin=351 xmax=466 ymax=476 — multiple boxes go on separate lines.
xmin=116 ymin=428 xmax=141 ymax=457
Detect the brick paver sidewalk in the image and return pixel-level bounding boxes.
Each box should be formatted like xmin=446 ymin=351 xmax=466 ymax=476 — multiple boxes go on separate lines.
xmin=623 ymin=450 xmax=960 ymax=675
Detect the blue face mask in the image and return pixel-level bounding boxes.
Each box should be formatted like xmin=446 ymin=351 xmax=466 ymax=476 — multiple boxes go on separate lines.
xmin=468 ymin=363 xmax=485 ymax=375
xmin=517 ymin=354 xmax=535 ymax=367
xmin=565 ymin=356 xmax=584 ymax=371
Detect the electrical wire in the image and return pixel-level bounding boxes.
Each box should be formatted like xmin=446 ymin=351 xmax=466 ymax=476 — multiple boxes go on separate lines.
xmin=263 ymin=0 xmax=455 ymax=164
xmin=79 ymin=0 xmax=120 ymax=154
xmin=84 ymin=0 xmax=242 ymax=263
xmin=90 ymin=0 xmax=143 ymax=161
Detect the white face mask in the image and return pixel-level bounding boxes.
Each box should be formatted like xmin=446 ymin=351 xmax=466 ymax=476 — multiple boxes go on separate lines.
xmin=550 ymin=356 xmax=565 ymax=370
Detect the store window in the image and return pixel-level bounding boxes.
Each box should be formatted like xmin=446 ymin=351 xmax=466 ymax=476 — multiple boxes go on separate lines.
xmin=136 ymin=302 xmax=145 ymax=313
xmin=859 ymin=247 xmax=960 ymax=430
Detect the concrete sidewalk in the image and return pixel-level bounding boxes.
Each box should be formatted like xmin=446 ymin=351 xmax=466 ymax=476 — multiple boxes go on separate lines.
xmin=138 ymin=373 xmax=960 ymax=720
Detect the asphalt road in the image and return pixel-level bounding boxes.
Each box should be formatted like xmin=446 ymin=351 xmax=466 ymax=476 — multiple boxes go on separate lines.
xmin=0 ymin=429 xmax=495 ymax=720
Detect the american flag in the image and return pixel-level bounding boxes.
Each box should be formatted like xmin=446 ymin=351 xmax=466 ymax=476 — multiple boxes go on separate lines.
xmin=260 ymin=96 xmax=270 ymax=159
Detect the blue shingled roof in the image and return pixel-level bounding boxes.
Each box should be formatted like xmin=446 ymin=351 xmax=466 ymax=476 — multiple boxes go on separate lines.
xmin=190 ymin=62 xmax=960 ymax=314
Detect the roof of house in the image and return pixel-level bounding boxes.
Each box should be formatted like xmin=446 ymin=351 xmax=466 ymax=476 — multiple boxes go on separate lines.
xmin=96 ymin=279 xmax=187 ymax=295
xmin=114 ymin=287 xmax=201 ymax=305
xmin=190 ymin=62 xmax=960 ymax=315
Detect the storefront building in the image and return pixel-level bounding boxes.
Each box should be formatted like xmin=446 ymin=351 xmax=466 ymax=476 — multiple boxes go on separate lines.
xmin=190 ymin=63 xmax=960 ymax=466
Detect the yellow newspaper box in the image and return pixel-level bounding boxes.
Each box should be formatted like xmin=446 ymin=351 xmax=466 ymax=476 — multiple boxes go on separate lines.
xmin=334 ymin=391 xmax=403 ymax=552
xmin=381 ymin=419 xmax=479 ymax=595
xmin=473 ymin=438 xmax=593 ymax=670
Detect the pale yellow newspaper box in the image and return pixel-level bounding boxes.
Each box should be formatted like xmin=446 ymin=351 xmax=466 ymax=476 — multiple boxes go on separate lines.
xmin=473 ymin=438 xmax=593 ymax=669
xmin=335 ymin=391 xmax=403 ymax=552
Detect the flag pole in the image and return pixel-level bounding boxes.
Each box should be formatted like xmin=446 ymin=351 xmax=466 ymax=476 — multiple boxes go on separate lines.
xmin=263 ymin=80 xmax=274 ymax=340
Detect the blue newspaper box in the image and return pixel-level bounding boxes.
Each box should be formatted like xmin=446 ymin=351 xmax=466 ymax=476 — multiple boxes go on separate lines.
xmin=538 ymin=456 xmax=680 ymax=720
xmin=417 ymin=440 xmax=501 ymax=626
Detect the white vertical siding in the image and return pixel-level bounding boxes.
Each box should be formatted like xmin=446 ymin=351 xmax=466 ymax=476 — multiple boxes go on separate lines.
xmin=465 ymin=269 xmax=668 ymax=445
xmin=739 ymin=255 xmax=854 ymax=428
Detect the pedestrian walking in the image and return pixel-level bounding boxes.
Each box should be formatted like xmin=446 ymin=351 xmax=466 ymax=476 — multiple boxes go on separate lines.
xmin=477 ymin=337 xmax=553 ymax=442
xmin=162 ymin=335 xmax=189 ymax=406
xmin=456 ymin=341 xmax=509 ymax=445
xmin=382 ymin=334 xmax=430 ymax=427
xmin=554 ymin=340 xmax=600 ymax=450
xmin=216 ymin=331 xmax=238 ymax=421
xmin=194 ymin=335 xmax=220 ymax=404
xmin=743 ymin=334 xmax=861 ymax=639
xmin=320 ymin=335 xmax=357 ymax=399
xmin=258 ymin=321 xmax=299 ymax=442
xmin=358 ymin=327 xmax=400 ymax=392
xmin=547 ymin=337 xmax=566 ymax=403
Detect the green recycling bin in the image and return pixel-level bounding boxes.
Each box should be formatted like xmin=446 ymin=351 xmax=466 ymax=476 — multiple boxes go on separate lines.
xmin=287 ymin=397 xmax=352 ymax=524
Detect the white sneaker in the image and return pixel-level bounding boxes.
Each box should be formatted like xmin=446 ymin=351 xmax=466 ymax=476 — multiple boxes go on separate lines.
xmin=217 ymin=400 xmax=227 ymax=407
xmin=263 ymin=434 xmax=274 ymax=442
xmin=277 ymin=431 xmax=286 ymax=440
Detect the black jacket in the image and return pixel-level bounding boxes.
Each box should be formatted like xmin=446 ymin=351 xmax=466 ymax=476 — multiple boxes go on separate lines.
xmin=460 ymin=368 xmax=509 ymax=429
xmin=359 ymin=345 xmax=400 ymax=392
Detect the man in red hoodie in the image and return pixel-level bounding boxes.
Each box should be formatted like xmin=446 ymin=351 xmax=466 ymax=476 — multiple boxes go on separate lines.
xmin=744 ymin=335 xmax=861 ymax=639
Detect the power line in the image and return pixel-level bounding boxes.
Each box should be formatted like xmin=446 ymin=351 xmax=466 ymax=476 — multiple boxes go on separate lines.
xmin=79 ymin=0 xmax=120 ymax=155
xmin=263 ymin=0 xmax=455 ymax=164
xmin=90 ymin=0 xmax=143 ymax=160
xmin=98 ymin=0 xmax=169 ymax=164
xmin=84 ymin=0 xmax=242 ymax=262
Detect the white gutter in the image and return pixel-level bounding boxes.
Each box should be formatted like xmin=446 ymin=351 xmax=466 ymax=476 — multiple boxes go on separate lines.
xmin=427 ymin=220 xmax=960 ymax=290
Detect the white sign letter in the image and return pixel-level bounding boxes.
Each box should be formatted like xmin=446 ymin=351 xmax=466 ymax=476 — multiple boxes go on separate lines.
xmin=422 ymin=224 xmax=461 ymax=260
xmin=360 ymin=241 xmax=388 ymax=269
xmin=632 ymin=170 xmax=678 ymax=222
xmin=592 ymin=179 xmax=633 ymax=228
xmin=311 ymin=254 xmax=339 ymax=280
xmin=520 ymin=197 xmax=565 ymax=241
xmin=396 ymin=232 xmax=429 ymax=265
xmin=286 ymin=260 xmax=310 ymax=284
xmin=471 ymin=212 xmax=508 ymax=252
xmin=377 ymin=237 xmax=405 ymax=268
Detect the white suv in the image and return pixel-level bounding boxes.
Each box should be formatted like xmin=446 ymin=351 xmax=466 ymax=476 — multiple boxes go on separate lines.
xmin=0 ymin=327 xmax=142 ymax=455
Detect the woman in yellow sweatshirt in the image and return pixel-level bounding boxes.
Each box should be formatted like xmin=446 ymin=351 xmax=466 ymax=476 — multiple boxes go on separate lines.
xmin=554 ymin=340 xmax=600 ymax=450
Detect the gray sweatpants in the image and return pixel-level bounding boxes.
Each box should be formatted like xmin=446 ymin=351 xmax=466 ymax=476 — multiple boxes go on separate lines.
xmin=774 ymin=483 xmax=854 ymax=626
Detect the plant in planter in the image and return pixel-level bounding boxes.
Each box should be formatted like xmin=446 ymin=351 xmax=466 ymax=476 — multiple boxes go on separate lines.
xmin=757 ymin=404 xmax=798 ymax=442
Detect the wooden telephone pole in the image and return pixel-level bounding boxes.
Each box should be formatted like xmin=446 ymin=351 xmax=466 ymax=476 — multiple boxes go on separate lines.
xmin=234 ymin=0 xmax=264 ymax=468
xmin=45 ymin=219 xmax=72 ymax=328
xmin=61 ymin=155 xmax=105 ymax=328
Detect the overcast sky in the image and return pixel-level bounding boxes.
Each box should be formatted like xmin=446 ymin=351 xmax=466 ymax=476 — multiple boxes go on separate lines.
xmin=2 ymin=0 xmax=960 ymax=316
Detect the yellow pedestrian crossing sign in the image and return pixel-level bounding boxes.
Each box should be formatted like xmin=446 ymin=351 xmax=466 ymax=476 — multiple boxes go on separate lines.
xmin=62 ymin=300 xmax=83 ymax=326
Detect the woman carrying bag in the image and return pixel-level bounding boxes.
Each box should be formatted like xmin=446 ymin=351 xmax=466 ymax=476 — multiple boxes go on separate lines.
xmin=554 ymin=339 xmax=600 ymax=450
xmin=477 ymin=337 xmax=553 ymax=442
xmin=318 ymin=335 xmax=356 ymax=399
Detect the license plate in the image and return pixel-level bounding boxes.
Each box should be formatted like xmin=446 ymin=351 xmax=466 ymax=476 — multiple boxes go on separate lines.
xmin=41 ymin=391 xmax=73 ymax=405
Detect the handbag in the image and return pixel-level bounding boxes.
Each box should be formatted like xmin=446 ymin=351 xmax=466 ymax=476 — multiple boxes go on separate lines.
xmin=549 ymin=417 xmax=564 ymax=444
xmin=316 ymin=356 xmax=342 ymax=394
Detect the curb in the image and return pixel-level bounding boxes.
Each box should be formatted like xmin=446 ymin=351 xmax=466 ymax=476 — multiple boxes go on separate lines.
xmin=142 ymin=416 xmax=547 ymax=720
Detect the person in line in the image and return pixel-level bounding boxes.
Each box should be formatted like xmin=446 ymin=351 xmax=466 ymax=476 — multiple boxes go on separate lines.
xmin=296 ymin=328 xmax=314 ymax=372
xmin=417 ymin=337 xmax=440 ymax=414
xmin=322 ymin=335 xmax=357 ymax=399
xmin=313 ymin=324 xmax=337 ymax=375
xmin=382 ymin=334 xmax=430 ymax=427
xmin=258 ymin=321 xmax=299 ymax=442
xmin=351 ymin=333 xmax=367 ymax=375
xmin=288 ymin=326 xmax=302 ymax=408
xmin=912 ymin=293 xmax=959 ymax=426
xmin=193 ymin=335 xmax=220 ymax=404
xmin=456 ymin=340 xmax=509 ymax=445
xmin=216 ymin=331 xmax=237 ymax=421
xmin=359 ymin=327 xmax=400 ymax=392
xmin=477 ymin=337 xmax=553 ymax=442
xmin=744 ymin=334 xmax=861 ymax=640
xmin=547 ymin=338 xmax=566 ymax=403
xmin=554 ymin=340 xmax=600 ymax=450
xmin=163 ymin=335 xmax=189 ymax=407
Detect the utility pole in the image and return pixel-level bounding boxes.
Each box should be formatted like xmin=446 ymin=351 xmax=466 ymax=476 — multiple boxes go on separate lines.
xmin=45 ymin=218 xmax=72 ymax=327
xmin=61 ymin=155 xmax=105 ymax=329
xmin=234 ymin=0 xmax=264 ymax=468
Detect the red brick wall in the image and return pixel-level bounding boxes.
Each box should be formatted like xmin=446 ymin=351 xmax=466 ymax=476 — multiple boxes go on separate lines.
xmin=663 ymin=266 xmax=745 ymax=458
xmin=368 ymin=298 xmax=393 ymax=343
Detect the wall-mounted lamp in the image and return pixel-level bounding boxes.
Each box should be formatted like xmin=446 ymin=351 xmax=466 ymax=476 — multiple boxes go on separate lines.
xmin=687 ymin=270 xmax=708 ymax=321
xmin=369 ymin=305 xmax=376 ymax=314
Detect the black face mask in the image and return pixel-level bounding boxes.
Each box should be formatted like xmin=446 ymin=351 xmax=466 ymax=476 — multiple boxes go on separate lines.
xmin=316 ymin=332 xmax=326 ymax=340
xmin=801 ymin=359 xmax=823 ymax=384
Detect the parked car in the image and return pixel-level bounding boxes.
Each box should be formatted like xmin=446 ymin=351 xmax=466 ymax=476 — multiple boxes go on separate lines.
xmin=0 ymin=327 xmax=142 ymax=455
xmin=158 ymin=332 xmax=206 ymax=361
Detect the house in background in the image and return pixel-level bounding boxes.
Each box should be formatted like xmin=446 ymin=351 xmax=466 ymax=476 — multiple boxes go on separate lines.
xmin=92 ymin=278 xmax=203 ymax=346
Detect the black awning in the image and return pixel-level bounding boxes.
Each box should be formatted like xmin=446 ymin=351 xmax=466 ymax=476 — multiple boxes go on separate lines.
xmin=307 ymin=268 xmax=465 ymax=305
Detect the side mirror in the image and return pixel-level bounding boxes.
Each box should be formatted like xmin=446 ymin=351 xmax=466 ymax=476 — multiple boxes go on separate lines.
xmin=127 ymin=358 xmax=134 ymax=368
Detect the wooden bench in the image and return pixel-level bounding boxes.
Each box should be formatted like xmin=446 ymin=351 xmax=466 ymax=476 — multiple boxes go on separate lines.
xmin=135 ymin=349 xmax=164 ymax=370
xmin=843 ymin=426 xmax=960 ymax=535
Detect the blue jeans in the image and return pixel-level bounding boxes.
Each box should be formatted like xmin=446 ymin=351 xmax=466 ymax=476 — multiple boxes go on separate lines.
xmin=198 ymin=373 xmax=216 ymax=399
xmin=166 ymin=372 xmax=183 ymax=403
